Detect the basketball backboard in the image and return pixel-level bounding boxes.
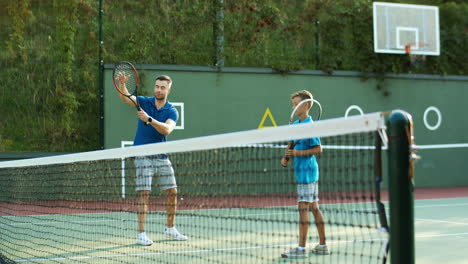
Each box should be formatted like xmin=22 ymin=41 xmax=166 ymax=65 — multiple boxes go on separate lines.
xmin=373 ymin=2 xmax=440 ymax=55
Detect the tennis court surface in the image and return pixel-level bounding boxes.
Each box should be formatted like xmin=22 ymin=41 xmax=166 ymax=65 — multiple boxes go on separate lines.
xmin=1 ymin=112 xmax=467 ymax=263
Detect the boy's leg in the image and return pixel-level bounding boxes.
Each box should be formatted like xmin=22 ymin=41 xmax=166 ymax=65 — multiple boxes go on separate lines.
xmin=310 ymin=202 xmax=326 ymax=245
xmin=298 ymin=202 xmax=310 ymax=247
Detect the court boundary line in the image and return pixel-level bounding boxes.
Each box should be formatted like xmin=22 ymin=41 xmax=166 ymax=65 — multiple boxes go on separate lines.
xmin=14 ymin=237 xmax=389 ymax=263
xmin=13 ymin=230 xmax=468 ymax=263
xmin=4 ymin=198 xmax=467 ymax=263
xmin=415 ymin=218 xmax=468 ymax=226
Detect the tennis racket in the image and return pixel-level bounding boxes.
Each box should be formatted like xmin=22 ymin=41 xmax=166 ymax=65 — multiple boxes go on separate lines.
xmin=113 ymin=62 xmax=148 ymax=126
xmin=282 ymin=99 xmax=322 ymax=166
xmin=112 ymin=62 xmax=141 ymax=110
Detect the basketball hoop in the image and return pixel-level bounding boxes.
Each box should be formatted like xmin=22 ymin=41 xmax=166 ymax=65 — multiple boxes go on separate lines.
xmin=404 ymin=41 xmax=430 ymax=55
xmin=405 ymin=42 xmax=429 ymax=66
xmin=373 ymin=2 xmax=440 ymax=56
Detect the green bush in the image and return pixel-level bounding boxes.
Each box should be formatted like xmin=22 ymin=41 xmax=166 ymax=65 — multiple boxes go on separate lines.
xmin=0 ymin=0 xmax=466 ymax=151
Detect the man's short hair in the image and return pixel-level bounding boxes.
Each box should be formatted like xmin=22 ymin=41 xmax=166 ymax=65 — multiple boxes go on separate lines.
xmin=155 ymin=75 xmax=172 ymax=86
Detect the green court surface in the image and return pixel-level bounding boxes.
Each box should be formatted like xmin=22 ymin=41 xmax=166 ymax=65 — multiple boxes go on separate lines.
xmin=2 ymin=197 xmax=467 ymax=263
xmin=413 ymin=197 xmax=468 ymax=264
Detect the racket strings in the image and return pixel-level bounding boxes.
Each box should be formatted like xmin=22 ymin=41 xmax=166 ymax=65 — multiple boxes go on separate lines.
xmin=113 ymin=64 xmax=137 ymax=94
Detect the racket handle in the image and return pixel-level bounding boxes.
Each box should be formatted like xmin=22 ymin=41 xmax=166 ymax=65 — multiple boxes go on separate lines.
xmin=281 ymin=155 xmax=290 ymax=167
xmin=135 ymin=105 xmax=149 ymax=126
xmin=281 ymin=141 xmax=295 ymax=167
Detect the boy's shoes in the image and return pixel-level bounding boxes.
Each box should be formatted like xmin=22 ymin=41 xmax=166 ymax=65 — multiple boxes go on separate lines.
xmin=281 ymin=247 xmax=307 ymax=258
xmin=311 ymin=244 xmax=330 ymax=255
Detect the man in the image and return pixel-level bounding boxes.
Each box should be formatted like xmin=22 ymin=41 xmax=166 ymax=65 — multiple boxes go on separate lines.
xmin=116 ymin=74 xmax=187 ymax=246
xmin=280 ymin=90 xmax=329 ymax=258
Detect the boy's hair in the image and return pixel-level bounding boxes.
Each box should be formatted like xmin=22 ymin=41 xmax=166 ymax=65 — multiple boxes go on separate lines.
xmin=291 ymin=90 xmax=314 ymax=109
xmin=155 ymin=75 xmax=172 ymax=86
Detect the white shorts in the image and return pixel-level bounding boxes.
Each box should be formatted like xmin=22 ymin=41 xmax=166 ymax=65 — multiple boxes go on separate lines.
xmin=134 ymin=156 xmax=177 ymax=191
xmin=297 ymin=182 xmax=319 ymax=203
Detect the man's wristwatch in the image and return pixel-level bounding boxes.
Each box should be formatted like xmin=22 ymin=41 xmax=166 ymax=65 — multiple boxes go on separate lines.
xmin=146 ymin=117 xmax=152 ymax=125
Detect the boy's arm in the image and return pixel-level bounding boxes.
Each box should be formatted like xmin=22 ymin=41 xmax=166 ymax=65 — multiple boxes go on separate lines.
xmin=286 ymin=144 xmax=322 ymax=157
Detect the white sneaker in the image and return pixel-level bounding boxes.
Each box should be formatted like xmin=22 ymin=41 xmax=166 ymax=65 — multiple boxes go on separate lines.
xmin=310 ymin=244 xmax=330 ymax=255
xmin=281 ymin=247 xmax=307 ymax=258
xmin=136 ymin=232 xmax=153 ymax=246
xmin=164 ymin=227 xmax=188 ymax=241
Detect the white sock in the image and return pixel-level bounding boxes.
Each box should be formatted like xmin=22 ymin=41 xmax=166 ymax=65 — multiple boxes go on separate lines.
xmin=297 ymin=246 xmax=306 ymax=251
xmin=138 ymin=232 xmax=146 ymax=236
xmin=318 ymin=244 xmax=327 ymax=248
xmin=166 ymin=227 xmax=174 ymax=231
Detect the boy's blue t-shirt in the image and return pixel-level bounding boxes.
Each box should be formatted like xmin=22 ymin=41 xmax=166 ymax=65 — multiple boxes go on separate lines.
xmin=292 ymin=116 xmax=321 ymax=184
xmin=133 ymin=96 xmax=178 ymax=146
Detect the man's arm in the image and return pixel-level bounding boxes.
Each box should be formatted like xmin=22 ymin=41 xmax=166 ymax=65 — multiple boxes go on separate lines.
xmin=136 ymin=110 xmax=176 ymax=135
xmin=149 ymin=118 xmax=176 ymax=136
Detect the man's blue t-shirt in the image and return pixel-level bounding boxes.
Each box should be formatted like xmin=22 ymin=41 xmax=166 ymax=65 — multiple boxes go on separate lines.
xmin=133 ymin=96 xmax=178 ymax=146
xmin=292 ymin=116 xmax=321 ymax=184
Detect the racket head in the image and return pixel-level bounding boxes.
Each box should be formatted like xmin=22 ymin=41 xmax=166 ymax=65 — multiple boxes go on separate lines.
xmin=112 ymin=62 xmax=140 ymax=96
xmin=289 ymin=98 xmax=322 ymax=124
xmin=311 ymin=99 xmax=322 ymax=121
xmin=284 ymin=98 xmax=322 ymax=164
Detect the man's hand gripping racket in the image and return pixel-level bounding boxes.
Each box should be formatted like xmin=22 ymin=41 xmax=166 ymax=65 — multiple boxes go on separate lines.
xmin=112 ymin=62 xmax=149 ymax=126
xmin=281 ymin=99 xmax=322 ymax=167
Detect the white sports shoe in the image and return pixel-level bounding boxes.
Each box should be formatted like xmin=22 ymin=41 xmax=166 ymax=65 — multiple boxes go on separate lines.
xmin=136 ymin=232 xmax=153 ymax=246
xmin=281 ymin=247 xmax=307 ymax=258
xmin=164 ymin=227 xmax=188 ymax=241
xmin=310 ymin=244 xmax=330 ymax=255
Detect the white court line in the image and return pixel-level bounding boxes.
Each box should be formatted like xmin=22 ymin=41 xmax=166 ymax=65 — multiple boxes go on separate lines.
xmin=6 ymin=203 xmax=468 ymax=262
xmin=14 ymin=237 xmax=389 ymax=263
xmin=14 ymin=231 xmax=468 ymax=263
xmin=14 ymin=244 xmax=288 ymax=262
xmin=2 ymin=218 xmax=126 ymax=226
xmin=416 ymin=232 xmax=468 ymax=238
xmin=415 ymin=218 xmax=468 ymax=226
xmin=415 ymin=202 xmax=468 ymax=208
xmin=0 ymin=209 xmax=299 ymax=227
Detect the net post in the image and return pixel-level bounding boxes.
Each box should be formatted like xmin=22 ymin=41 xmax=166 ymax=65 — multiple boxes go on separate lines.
xmin=387 ymin=111 xmax=415 ymax=264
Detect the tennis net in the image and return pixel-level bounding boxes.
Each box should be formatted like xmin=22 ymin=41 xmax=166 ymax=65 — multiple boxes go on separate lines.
xmin=0 ymin=112 xmax=389 ymax=264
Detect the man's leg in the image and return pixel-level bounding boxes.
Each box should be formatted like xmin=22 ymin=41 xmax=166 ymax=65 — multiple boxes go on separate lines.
xmin=137 ymin=190 xmax=150 ymax=233
xmin=136 ymin=189 xmax=153 ymax=246
xmin=164 ymin=187 xmax=177 ymax=228
xmin=163 ymin=187 xmax=188 ymax=240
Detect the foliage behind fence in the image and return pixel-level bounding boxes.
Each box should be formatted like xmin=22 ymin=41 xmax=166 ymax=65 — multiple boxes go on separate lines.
xmin=0 ymin=0 xmax=466 ymax=152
